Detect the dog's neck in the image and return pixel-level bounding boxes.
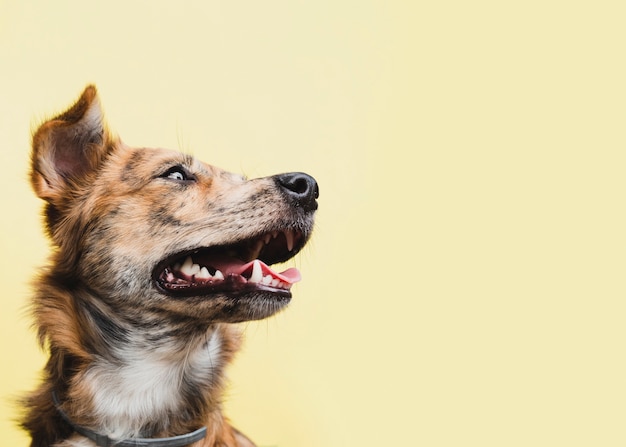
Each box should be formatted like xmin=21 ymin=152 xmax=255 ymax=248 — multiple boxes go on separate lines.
xmin=49 ymin=291 xmax=241 ymax=443
xmin=81 ymin=328 xmax=224 ymax=439
xmin=53 ymin=390 xmax=209 ymax=447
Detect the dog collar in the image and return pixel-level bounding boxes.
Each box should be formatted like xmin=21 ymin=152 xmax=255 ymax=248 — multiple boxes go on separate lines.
xmin=52 ymin=391 xmax=207 ymax=447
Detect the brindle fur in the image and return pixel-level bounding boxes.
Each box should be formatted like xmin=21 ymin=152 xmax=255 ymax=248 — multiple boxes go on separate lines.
xmin=21 ymin=86 xmax=317 ymax=447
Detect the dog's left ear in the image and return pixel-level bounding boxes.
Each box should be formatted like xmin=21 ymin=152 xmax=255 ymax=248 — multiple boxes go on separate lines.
xmin=30 ymin=85 xmax=116 ymax=203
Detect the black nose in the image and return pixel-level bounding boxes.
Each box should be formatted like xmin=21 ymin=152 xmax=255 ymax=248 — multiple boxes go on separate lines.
xmin=276 ymin=172 xmax=319 ymax=211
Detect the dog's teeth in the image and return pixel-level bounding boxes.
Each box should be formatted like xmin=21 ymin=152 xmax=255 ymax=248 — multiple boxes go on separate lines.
xmin=264 ymin=234 xmax=272 ymax=244
xmin=284 ymin=230 xmax=295 ymax=252
xmin=196 ymin=267 xmax=212 ymax=280
xmin=271 ymin=279 xmax=280 ymax=287
xmin=190 ymin=263 xmax=201 ymax=275
xmin=272 ymin=231 xmax=279 ymax=239
xmin=251 ymin=239 xmax=264 ymax=259
xmin=262 ymin=275 xmax=273 ymax=285
xmin=249 ymin=260 xmax=263 ymax=283
xmin=213 ymin=270 xmax=224 ymax=280
xmin=181 ymin=257 xmax=195 ymax=275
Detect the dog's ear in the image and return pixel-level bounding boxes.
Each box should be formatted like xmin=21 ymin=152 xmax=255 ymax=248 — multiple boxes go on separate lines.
xmin=30 ymin=85 xmax=115 ymax=202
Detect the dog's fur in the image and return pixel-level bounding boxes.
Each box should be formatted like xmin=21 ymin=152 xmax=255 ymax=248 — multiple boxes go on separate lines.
xmin=21 ymin=86 xmax=317 ymax=447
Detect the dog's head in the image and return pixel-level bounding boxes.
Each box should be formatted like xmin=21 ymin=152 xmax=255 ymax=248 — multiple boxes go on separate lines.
xmin=30 ymin=86 xmax=317 ymax=324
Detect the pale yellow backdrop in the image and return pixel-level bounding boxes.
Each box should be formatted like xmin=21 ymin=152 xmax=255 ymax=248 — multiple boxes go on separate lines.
xmin=1 ymin=1 xmax=625 ymax=446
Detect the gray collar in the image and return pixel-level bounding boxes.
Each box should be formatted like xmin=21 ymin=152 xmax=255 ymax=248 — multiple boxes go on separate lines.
xmin=52 ymin=391 xmax=207 ymax=447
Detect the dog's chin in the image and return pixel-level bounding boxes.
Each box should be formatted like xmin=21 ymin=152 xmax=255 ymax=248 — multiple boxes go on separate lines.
xmin=151 ymin=288 xmax=292 ymax=323
xmin=212 ymin=290 xmax=292 ymax=323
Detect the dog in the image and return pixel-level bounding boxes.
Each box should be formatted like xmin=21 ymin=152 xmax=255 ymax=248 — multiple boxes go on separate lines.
xmin=20 ymin=86 xmax=318 ymax=447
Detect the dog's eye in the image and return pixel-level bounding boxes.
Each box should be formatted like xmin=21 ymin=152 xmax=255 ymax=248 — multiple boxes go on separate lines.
xmin=167 ymin=170 xmax=186 ymax=181
xmin=160 ymin=166 xmax=195 ymax=182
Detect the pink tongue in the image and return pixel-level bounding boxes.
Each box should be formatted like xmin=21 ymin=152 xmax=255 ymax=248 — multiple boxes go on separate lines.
xmin=208 ymin=256 xmax=301 ymax=284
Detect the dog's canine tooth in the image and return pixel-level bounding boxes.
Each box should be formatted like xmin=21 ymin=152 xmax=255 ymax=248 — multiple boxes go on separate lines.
xmin=264 ymin=233 xmax=272 ymax=244
xmin=284 ymin=230 xmax=295 ymax=252
xmin=251 ymin=239 xmax=264 ymax=259
xmin=196 ymin=267 xmax=212 ymax=280
xmin=213 ymin=269 xmax=224 ymax=280
xmin=249 ymin=260 xmax=263 ymax=283
xmin=180 ymin=256 xmax=195 ymax=275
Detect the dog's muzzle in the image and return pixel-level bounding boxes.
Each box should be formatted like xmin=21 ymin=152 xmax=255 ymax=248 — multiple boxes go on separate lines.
xmin=153 ymin=172 xmax=318 ymax=302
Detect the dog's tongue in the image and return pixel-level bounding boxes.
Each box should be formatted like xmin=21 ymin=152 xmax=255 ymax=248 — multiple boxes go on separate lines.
xmin=208 ymin=255 xmax=301 ymax=284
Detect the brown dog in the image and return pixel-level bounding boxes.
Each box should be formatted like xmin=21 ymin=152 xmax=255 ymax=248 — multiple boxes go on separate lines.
xmin=21 ymin=86 xmax=318 ymax=447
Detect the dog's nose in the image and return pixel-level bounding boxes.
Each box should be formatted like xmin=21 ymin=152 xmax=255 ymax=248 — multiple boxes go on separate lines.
xmin=276 ymin=172 xmax=319 ymax=212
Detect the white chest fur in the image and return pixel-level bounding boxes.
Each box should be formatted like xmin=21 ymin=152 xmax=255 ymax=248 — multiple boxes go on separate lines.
xmin=83 ymin=330 xmax=222 ymax=439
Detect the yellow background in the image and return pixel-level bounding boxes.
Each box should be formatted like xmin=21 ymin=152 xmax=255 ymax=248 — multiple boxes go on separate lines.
xmin=1 ymin=1 xmax=625 ymax=446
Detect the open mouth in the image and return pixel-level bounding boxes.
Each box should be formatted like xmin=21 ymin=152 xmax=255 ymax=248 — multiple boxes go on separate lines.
xmin=154 ymin=229 xmax=307 ymax=298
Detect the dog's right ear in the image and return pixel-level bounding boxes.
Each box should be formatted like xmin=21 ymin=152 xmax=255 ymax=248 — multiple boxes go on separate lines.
xmin=30 ymin=85 xmax=115 ymax=203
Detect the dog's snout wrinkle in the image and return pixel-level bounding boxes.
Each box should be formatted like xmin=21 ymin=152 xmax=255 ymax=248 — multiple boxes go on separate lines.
xmin=276 ymin=172 xmax=319 ymax=212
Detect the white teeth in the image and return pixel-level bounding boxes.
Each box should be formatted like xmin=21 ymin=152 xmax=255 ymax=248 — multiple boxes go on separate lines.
xmin=181 ymin=257 xmax=195 ymax=276
xmin=196 ymin=267 xmax=212 ymax=280
xmin=262 ymin=274 xmax=273 ymax=285
xmin=213 ymin=269 xmax=224 ymax=280
xmin=284 ymin=230 xmax=295 ymax=252
xmin=249 ymin=260 xmax=263 ymax=283
xmin=190 ymin=263 xmax=201 ymax=275
xmin=271 ymin=279 xmax=280 ymax=287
